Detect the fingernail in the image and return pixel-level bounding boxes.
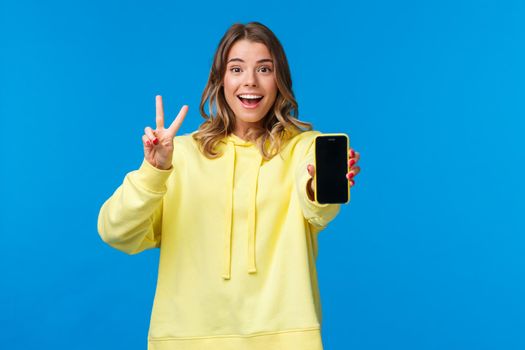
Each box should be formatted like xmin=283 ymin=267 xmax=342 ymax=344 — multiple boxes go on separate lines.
xmin=349 ymin=149 xmax=355 ymax=157
xmin=349 ymin=179 xmax=355 ymax=186
xmin=349 ymin=159 xmax=356 ymax=167
xmin=153 ymin=138 xmax=159 ymax=145
xmin=146 ymin=140 xmax=151 ymax=146
xmin=347 ymin=172 xmax=355 ymax=179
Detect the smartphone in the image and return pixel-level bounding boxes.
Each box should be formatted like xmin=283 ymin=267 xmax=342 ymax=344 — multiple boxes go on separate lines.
xmin=314 ymin=134 xmax=350 ymax=204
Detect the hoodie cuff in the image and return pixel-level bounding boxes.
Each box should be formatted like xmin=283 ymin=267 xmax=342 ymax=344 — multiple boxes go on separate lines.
xmin=296 ymin=164 xmax=341 ymax=228
xmin=299 ymin=168 xmax=331 ymax=208
xmin=129 ymin=159 xmax=174 ymax=194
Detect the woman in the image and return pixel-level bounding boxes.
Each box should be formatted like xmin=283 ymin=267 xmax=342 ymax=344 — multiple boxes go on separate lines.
xmin=98 ymin=22 xmax=360 ymax=350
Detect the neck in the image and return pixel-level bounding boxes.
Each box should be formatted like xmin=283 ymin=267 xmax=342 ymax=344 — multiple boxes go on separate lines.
xmin=233 ymin=120 xmax=263 ymax=141
xmin=232 ymin=131 xmax=249 ymax=141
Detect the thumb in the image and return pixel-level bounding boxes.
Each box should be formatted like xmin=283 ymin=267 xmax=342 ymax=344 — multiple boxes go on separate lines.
xmin=307 ymin=164 xmax=315 ymax=177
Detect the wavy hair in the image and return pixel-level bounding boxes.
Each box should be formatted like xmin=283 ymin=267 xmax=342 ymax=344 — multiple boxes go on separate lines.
xmin=192 ymin=22 xmax=313 ymax=160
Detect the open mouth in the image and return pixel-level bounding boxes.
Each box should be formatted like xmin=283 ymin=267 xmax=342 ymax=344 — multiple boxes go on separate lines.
xmin=237 ymin=94 xmax=264 ymax=109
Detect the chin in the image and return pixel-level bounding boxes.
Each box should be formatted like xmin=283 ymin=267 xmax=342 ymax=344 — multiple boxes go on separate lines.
xmin=233 ymin=109 xmax=268 ymax=123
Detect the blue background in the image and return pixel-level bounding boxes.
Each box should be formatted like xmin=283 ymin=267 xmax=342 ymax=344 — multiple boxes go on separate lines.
xmin=1 ymin=0 xmax=524 ymax=349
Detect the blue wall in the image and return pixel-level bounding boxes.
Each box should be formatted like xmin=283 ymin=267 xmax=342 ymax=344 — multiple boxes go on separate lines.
xmin=1 ymin=0 xmax=524 ymax=349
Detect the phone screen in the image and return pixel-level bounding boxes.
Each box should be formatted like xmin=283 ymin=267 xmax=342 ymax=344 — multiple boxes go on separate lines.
xmin=315 ymin=135 xmax=349 ymax=204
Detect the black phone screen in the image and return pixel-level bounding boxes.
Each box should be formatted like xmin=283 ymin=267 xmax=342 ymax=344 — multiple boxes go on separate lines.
xmin=315 ymin=135 xmax=349 ymax=204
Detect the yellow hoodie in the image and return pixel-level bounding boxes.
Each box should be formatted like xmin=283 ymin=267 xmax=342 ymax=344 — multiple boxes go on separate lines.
xmin=97 ymin=130 xmax=343 ymax=350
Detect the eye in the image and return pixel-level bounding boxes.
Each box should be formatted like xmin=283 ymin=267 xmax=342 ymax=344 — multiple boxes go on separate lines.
xmin=229 ymin=66 xmax=241 ymax=73
xmin=258 ymin=66 xmax=273 ymax=73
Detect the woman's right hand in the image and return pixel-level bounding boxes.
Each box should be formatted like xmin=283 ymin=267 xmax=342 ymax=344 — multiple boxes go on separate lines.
xmin=143 ymin=95 xmax=188 ymax=170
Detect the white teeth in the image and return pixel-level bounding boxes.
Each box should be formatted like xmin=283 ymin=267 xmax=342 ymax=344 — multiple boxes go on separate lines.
xmin=238 ymin=94 xmax=263 ymax=99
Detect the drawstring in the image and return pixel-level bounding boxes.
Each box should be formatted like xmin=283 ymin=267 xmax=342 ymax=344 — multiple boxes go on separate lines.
xmin=222 ymin=137 xmax=263 ymax=280
xmin=222 ymin=141 xmax=235 ymax=280
xmin=247 ymin=154 xmax=262 ymax=274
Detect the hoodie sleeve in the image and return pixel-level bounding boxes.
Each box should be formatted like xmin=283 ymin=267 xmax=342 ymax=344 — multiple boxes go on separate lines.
xmin=97 ymin=158 xmax=173 ymax=255
xmin=294 ymin=132 xmax=341 ymax=230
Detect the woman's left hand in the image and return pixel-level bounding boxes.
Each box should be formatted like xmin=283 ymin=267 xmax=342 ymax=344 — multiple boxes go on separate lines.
xmin=306 ymin=148 xmax=361 ymax=200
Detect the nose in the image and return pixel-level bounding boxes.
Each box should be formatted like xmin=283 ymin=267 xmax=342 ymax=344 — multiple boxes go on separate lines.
xmin=243 ymin=70 xmax=257 ymax=87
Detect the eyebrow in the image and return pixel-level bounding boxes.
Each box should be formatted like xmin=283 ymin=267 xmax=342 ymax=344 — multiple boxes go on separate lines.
xmin=227 ymin=58 xmax=274 ymax=64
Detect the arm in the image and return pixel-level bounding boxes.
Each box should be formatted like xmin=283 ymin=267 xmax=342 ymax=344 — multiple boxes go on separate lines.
xmin=97 ymin=158 xmax=173 ymax=255
xmin=294 ymin=133 xmax=341 ymax=230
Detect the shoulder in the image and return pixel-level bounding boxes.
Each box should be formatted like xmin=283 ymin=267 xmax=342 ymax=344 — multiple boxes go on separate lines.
xmin=286 ymin=129 xmax=323 ymax=153
xmin=294 ymin=130 xmax=322 ymax=144
xmin=276 ymin=129 xmax=322 ymax=163
xmin=173 ymin=131 xmax=199 ymax=149
xmin=170 ymin=131 xmax=201 ymax=169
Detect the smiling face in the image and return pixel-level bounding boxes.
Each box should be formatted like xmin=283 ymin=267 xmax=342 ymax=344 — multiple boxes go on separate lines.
xmin=223 ymin=39 xmax=278 ymax=137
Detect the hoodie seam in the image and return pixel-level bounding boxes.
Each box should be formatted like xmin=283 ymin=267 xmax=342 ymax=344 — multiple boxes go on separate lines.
xmin=148 ymin=326 xmax=321 ymax=341
xmin=127 ymin=173 xmax=168 ymax=196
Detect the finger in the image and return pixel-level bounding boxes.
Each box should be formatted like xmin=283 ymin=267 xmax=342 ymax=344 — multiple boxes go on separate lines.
xmin=347 ymin=166 xmax=361 ymax=178
xmin=307 ymin=164 xmax=315 ymax=177
xmin=167 ymin=105 xmax=189 ymax=137
xmin=348 ymin=152 xmax=360 ymax=164
xmin=348 ymin=148 xmax=359 ymax=158
xmin=156 ymin=95 xmax=164 ymax=129
xmin=349 ymin=165 xmax=361 ymax=176
xmin=144 ymin=126 xmax=158 ymax=145
xmin=142 ymin=134 xmax=152 ymax=147
xmin=349 ymin=155 xmax=361 ymax=166
xmin=349 ymin=179 xmax=355 ymax=187
xmin=348 ymin=148 xmax=360 ymax=158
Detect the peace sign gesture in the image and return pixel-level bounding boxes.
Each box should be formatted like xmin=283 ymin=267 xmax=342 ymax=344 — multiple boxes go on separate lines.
xmin=143 ymin=95 xmax=188 ymax=170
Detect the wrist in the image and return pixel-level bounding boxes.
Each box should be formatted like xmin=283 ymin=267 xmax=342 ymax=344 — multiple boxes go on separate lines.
xmin=156 ymin=164 xmax=172 ymax=170
xmin=306 ymin=178 xmax=315 ymax=201
xmin=145 ymin=158 xmax=172 ymax=171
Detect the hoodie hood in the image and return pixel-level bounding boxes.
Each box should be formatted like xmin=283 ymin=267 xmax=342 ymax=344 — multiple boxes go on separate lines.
xmin=220 ymin=133 xmax=263 ymax=280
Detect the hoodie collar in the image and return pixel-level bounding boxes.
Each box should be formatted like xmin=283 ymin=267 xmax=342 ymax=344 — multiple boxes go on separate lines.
xmin=227 ymin=133 xmax=254 ymax=146
xmin=221 ymin=133 xmax=263 ymax=280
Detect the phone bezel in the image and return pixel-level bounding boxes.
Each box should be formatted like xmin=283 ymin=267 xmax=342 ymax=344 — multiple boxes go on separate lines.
xmin=314 ymin=133 xmax=350 ymax=204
